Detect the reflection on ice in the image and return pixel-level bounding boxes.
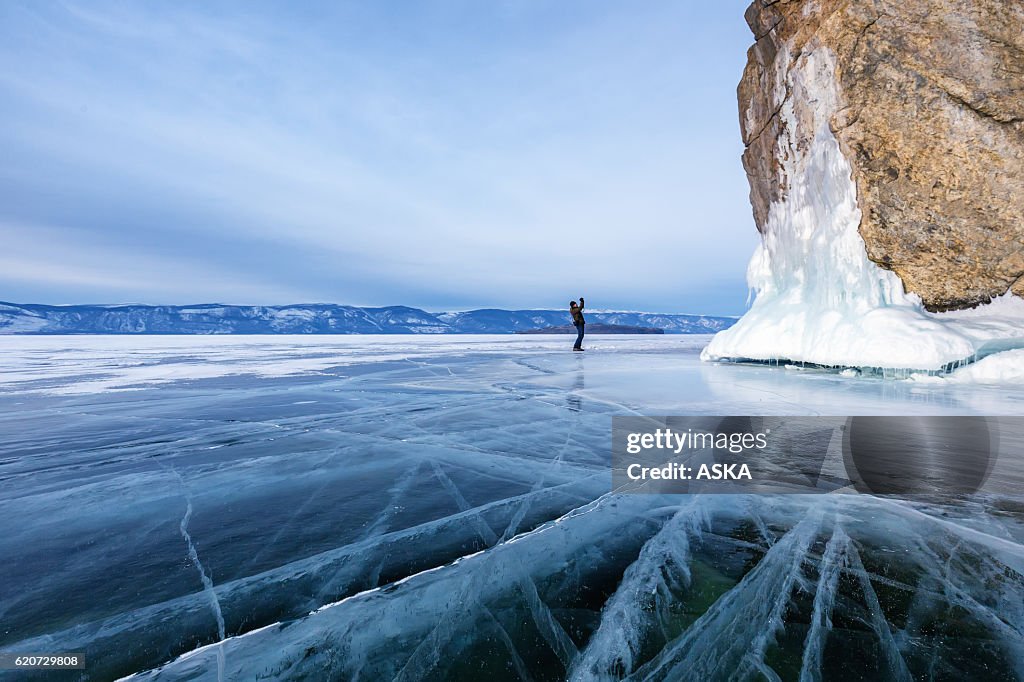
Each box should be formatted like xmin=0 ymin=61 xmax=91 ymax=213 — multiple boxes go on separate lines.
xmin=1 ymin=336 xmax=1023 ymax=680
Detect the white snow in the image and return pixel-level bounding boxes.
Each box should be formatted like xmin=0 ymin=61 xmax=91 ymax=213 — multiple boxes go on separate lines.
xmin=4 ymin=334 xmax=1022 ymax=415
xmin=910 ymin=348 xmax=1024 ymax=385
xmin=702 ymin=46 xmax=1024 ymax=372
xmin=0 ymin=307 xmax=47 ymax=333
xmin=0 ymin=334 xmax=704 ymax=395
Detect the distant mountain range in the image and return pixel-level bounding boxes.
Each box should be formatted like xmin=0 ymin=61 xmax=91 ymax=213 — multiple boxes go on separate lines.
xmin=517 ymin=324 xmax=664 ymax=335
xmin=0 ymin=302 xmax=736 ymax=335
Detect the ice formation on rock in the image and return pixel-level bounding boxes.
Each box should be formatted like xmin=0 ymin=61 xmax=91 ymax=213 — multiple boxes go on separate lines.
xmin=703 ymin=46 xmax=1024 ymax=372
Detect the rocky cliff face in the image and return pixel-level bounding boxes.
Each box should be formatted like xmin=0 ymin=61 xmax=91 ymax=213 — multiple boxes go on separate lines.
xmin=702 ymin=0 xmax=1024 ymax=369
xmin=740 ymin=0 xmax=1024 ymax=311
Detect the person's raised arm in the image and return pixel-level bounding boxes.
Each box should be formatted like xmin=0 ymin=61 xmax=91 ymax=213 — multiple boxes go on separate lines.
xmin=579 ymin=297 xmax=584 ymax=311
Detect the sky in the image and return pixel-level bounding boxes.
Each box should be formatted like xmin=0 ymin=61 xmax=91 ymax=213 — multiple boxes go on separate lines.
xmin=0 ymin=1 xmax=758 ymax=314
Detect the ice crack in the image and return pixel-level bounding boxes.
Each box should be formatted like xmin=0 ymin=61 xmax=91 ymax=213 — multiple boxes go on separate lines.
xmin=799 ymin=524 xmax=850 ymax=682
xmin=172 ymin=469 xmax=226 ymax=682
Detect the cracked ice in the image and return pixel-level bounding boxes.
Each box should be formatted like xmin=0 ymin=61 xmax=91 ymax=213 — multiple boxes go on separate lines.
xmin=1 ymin=335 xmax=1024 ymax=680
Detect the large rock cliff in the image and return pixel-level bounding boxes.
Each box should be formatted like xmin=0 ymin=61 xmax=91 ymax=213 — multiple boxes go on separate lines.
xmin=740 ymin=0 xmax=1024 ymax=312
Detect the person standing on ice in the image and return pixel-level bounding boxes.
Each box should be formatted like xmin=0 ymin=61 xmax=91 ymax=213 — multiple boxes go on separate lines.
xmin=570 ymin=297 xmax=585 ymax=351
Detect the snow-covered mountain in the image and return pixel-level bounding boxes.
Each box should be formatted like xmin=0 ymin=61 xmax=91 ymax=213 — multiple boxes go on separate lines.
xmin=0 ymin=302 xmax=735 ymax=335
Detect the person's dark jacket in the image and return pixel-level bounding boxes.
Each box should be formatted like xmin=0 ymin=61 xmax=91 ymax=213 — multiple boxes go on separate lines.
xmin=570 ymin=298 xmax=585 ymax=326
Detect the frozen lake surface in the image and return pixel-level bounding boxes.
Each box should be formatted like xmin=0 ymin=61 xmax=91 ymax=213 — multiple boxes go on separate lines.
xmin=2 ymin=335 xmax=1024 ymax=680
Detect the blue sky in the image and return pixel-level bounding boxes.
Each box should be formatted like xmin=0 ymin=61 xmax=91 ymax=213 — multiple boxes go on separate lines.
xmin=0 ymin=1 xmax=757 ymax=314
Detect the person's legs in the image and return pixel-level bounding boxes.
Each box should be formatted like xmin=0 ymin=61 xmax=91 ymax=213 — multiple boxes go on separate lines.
xmin=574 ymin=324 xmax=584 ymax=350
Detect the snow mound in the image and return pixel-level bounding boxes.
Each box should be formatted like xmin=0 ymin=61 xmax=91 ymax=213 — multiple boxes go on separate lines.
xmin=911 ymin=348 xmax=1024 ymax=385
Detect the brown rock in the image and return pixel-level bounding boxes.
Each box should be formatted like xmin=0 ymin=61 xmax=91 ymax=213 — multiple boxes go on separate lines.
xmin=739 ymin=0 xmax=1024 ymax=311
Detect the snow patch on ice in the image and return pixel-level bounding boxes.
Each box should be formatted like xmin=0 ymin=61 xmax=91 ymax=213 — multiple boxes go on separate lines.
xmin=909 ymin=348 xmax=1024 ymax=385
xmin=702 ymin=46 xmax=1024 ymax=372
xmin=0 ymin=334 xmax=702 ymax=395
